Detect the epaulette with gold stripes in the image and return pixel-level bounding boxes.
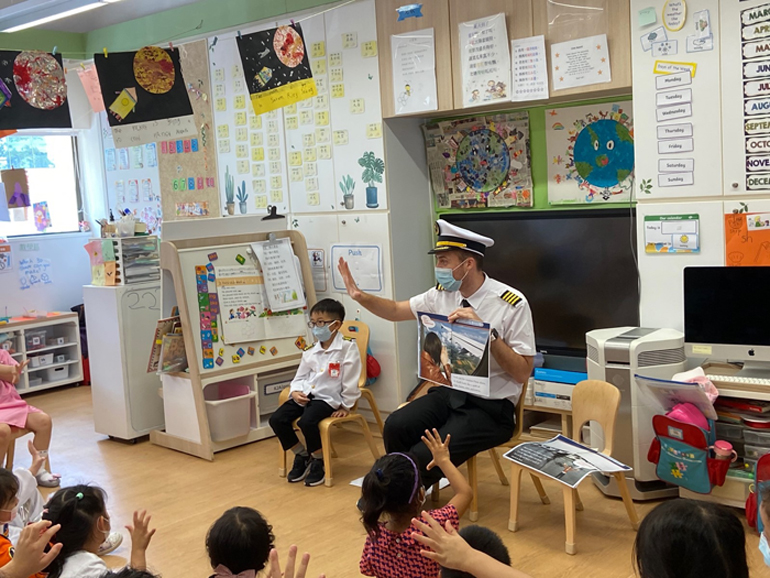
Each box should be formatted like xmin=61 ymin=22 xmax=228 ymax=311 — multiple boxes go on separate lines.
xmin=435 ymin=283 xmax=445 ymax=291
xmin=343 ymin=335 xmax=355 ymax=341
xmin=500 ymin=290 xmax=522 ymax=307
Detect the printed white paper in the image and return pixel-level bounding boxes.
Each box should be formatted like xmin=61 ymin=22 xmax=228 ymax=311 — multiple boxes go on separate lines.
xmin=391 ymin=28 xmax=439 ymax=115
xmin=511 ymin=35 xmax=549 ymax=102
xmin=551 ymin=34 xmax=611 ymax=91
xmin=458 ymin=13 xmax=511 ymax=107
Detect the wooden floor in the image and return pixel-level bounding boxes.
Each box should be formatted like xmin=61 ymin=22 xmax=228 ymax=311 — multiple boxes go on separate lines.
xmin=21 ymin=385 xmax=766 ymax=578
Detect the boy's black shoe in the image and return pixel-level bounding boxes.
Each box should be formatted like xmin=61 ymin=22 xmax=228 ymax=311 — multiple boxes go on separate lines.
xmin=305 ymin=457 xmax=325 ymax=486
xmin=287 ymin=453 xmax=311 ymax=483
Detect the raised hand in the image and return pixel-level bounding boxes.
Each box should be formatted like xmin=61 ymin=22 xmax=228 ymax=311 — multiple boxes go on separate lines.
xmin=126 ymin=509 xmax=156 ymax=552
xmin=413 ymin=512 xmax=471 ymax=569
xmin=337 ymin=258 xmax=363 ymax=301
xmin=2 ymin=520 xmax=63 ymax=578
xmin=27 ymin=439 xmax=45 ymax=476
xmin=421 ymin=428 xmax=451 ymax=471
xmin=267 ymin=545 xmax=325 ymax=578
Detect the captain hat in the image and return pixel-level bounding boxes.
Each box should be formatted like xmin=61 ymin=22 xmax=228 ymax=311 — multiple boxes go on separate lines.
xmin=428 ymin=219 xmax=494 ymax=257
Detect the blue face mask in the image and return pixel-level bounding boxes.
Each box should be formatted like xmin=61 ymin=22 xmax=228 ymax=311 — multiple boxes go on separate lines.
xmin=312 ymin=322 xmax=337 ymax=343
xmin=760 ymin=533 xmax=770 ymax=567
xmin=434 ymin=260 xmax=470 ymax=292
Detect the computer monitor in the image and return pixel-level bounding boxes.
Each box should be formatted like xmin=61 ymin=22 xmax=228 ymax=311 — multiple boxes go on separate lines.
xmin=684 ymin=267 xmax=770 ymax=367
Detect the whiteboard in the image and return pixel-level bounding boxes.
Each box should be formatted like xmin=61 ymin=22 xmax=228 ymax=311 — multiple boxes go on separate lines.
xmin=177 ymin=242 xmax=310 ymax=374
xmin=631 ymin=0 xmax=722 ymax=199
xmin=720 ymin=0 xmax=770 ymax=197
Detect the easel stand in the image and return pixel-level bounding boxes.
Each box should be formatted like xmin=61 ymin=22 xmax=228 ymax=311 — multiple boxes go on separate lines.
xmin=150 ymin=229 xmax=317 ymax=460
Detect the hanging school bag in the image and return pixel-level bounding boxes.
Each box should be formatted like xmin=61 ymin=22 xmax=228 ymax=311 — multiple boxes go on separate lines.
xmin=647 ymin=414 xmax=729 ymax=494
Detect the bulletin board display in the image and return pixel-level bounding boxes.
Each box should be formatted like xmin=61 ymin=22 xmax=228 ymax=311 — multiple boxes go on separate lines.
xmin=630 ymin=0 xmax=723 ymax=199
xmin=208 ymin=24 xmax=292 ymax=216
xmin=100 ymin=112 xmax=162 ymax=234
xmin=159 ymin=39 xmax=222 ymax=221
xmin=172 ymin=231 xmax=315 ymax=375
xmin=721 ymin=0 xmax=770 ymax=197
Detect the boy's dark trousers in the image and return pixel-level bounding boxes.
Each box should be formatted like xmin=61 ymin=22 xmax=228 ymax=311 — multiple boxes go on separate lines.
xmin=269 ymin=396 xmax=335 ymax=455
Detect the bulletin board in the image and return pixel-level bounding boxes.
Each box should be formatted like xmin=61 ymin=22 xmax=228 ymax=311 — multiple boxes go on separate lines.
xmin=208 ymin=24 xmax=291 ymax=215
xmin=630 ymin=0 xmax=722 ymax=199
xmin=100 ymin=111 xmax=162 ymax=234
xmin=167 ymin=230 xmax=316 ymax=375
xmin=159 ymin=39 xmax=222 ymax=221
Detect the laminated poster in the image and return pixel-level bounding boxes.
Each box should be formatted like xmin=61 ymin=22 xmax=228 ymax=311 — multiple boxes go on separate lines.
xmin=423 ymin=112 xmax=533 ymax=209
xmin=546 ymin=102 xmax=634 ymax=205
xmin=458 ymin=13 xmax=511 ymax=108
xmin=236 ymin=23 xmax=318 ymax=116
xmin=391 ymin=28 xmax=438 ymax=115
xmin=644 ymin=214 xmax=700 ymax=253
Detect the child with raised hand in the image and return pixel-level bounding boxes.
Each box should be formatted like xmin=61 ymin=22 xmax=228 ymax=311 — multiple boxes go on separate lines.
xmin=359 ymin=429 xmax=472 ymax=578
xmin=0 ymin=520 xmax=62 ymax=578
xmin=206 ymin=507 xmax=324 ymax=578
xmin=413 ymin=514 xmax=532 ymax=578
xmin=269 ymin=299 xmax=361 ymax=487
xmin=41 ymin=485 xmax=155 ymax=578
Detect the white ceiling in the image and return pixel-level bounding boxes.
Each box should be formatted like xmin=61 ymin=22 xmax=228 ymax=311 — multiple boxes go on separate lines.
xmin=37 ymin=0 xmax=204 ymax=33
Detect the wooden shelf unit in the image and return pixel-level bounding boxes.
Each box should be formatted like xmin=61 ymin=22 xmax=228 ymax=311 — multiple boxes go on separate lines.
xmin=0 ymin=313 xmax=83 ymax=395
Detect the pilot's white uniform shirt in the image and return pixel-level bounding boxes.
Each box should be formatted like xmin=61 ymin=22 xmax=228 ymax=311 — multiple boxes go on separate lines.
xmin=289 ymin=331 xmax=362 ymax=410
xmin=409 ymin=275 xmax=536 ymax=407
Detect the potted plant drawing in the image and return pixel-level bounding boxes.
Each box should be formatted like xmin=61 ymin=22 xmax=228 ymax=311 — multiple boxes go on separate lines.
xmin=358 ymin=151 xmax=384 ymax=208
xmin=237 ymin=180 xmax=248 ymax=214
xmin=339 ymin=174 xmax=356 ymax=210
xmin=225 ymin=165 xmax=235 ymax=215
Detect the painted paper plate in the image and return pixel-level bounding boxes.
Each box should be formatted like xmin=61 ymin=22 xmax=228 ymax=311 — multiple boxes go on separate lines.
xmin=133 ymin=46 xmax=175 ymax=94
xmin=273 ymin=25 xmax=305 ymax=68
xmin=13 ymin=51 xmax=67 ymax=110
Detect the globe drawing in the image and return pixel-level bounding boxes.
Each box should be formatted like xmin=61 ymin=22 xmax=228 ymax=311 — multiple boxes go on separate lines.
xmin=455 ymin=129 xmax=510 ymax=193
xmin=573 ymin=119 xmax=634 ymax=189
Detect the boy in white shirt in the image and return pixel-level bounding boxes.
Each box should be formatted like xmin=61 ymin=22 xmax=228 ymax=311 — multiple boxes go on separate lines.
xmin=269 ymin=299 xmax=362 ymax=487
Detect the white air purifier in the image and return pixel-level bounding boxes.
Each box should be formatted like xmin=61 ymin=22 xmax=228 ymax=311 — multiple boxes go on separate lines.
xmin=586 ymin=327 xmax=686 ymax=500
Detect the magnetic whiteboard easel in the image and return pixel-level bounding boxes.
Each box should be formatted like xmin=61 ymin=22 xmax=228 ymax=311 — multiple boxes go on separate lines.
xmin=150 ymin=228 xmax=317 ymax=460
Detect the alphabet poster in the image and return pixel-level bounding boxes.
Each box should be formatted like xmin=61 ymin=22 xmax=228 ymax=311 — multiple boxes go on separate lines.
xmin=546 ymin=102 xmax=634 ymax=204
xmin=0 ymin=51 xmax=71 ymax=129
xmin=236 ymin=23 xmax=318 ymax=116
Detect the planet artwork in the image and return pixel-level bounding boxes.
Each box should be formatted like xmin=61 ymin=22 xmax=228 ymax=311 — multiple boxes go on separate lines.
xmin=133 ymin=46 xmax=175 ymax=95
xmin=455 ymin=129 xmax=511 ymax=194
xmin=13 ymin=51 xmax=67 ymax=110
xmin=273 ymin=26 xmax=305 ymax=68
xmin=546 ymin=103 xmax=634 ymax=204
xmin=423 ymin=112 xmax=533 ymax=209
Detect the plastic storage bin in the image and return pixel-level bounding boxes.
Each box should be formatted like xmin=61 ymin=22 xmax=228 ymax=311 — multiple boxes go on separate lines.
xmin=257 ymin=368 xmax=295 ymax=416
xmin=29 ymin=353 xmax=53 ymax=368
xmin=745 ymin=444 xmax=770 ymax=459
xmin=744 ymin=429 xmax=770 ymax=446
xmin=42 ymin=365 xmax=68 ymax=382
xmin=716 ymin=422 xmax=744 ymax=440
xmin=28 ymin=377 xmax=43 ymax=387
xmin=204 ymin=383 xmax=256 ymax=441
xmin=25 ymin=330 xmax=47 ymax=351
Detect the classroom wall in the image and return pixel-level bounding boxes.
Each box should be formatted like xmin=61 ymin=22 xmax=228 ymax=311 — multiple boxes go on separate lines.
xmin=0 ymin=233 xmax=92 ymax=315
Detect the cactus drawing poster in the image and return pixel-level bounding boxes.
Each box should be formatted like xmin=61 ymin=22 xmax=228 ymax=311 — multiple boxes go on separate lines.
xmin=546 ymin=102 xmax=634 ymax=205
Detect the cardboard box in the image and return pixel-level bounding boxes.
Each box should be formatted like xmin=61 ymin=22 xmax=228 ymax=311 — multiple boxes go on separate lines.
xmin=533 ymin=379 xmax=574 ymax=411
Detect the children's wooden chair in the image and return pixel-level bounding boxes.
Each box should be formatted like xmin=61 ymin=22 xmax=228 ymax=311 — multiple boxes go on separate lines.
xmin=277 ymin=320 xmax=382 ymax=486
xmin=507 ymin=379 xmax=639 ymax=555
xmin=3 ymin=428 xmax=51 ymax=472
xmin=428 ymin=379 xmax=548 ymax=521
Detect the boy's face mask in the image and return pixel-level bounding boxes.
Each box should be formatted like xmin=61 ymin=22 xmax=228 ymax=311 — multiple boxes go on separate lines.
xmin=0 ymin=506 xmax=17 ymax=524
